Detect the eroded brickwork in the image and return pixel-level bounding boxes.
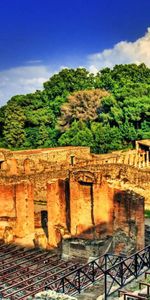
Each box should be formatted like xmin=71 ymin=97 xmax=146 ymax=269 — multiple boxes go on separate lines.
xmin=0 ymin=145 xmax=149 ymax=256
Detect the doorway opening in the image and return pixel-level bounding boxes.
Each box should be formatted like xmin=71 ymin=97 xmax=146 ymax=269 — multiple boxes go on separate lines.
xmin=41 ymin=210 xmax=48 ymax=237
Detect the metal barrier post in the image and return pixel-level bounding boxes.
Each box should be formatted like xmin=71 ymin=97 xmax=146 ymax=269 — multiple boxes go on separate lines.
xmin=135 ymin=253 xmax=138 ymax=278
xmin=148 ymin=246 xmax=150 ymax=268
xmin=62 ymin=277 xmax=65 ymax=293
xmin=105 ymin=253 xmax=107 ymax=270
xmin=120 ymin=261 xmax=124 ymax=286
xmin=104 ymin=270 xmax=107 ymax=300
xmin=92 ymin=261 xmax=95 ymax=282
xmin=78 ymin=270 xmax=81 ymax=293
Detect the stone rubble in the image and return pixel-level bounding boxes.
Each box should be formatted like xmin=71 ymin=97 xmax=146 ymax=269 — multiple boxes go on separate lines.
xmin=27 ymin=290 xmax=77 ymax=299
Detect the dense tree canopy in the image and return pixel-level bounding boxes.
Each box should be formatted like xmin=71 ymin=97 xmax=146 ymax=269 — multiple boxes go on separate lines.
xmin=0 ymin=64 xmax=150 ymax=153
xmin=58 ymin=89 xmax=109 ymax=131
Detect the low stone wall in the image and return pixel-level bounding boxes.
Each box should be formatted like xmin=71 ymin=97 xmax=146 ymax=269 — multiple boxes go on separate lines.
xmin=62 ymin=236 xmax=112 ymax=260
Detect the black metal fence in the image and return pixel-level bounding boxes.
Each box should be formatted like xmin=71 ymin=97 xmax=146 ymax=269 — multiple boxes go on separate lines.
xmin=44 ymin=246 xmax=150 ymax=300
xmin=2 ymin=245 xmax=149 ymax=299
xmin=104 ymin=245 xmax=150 ymax=299
xmin=44 ymin=253 xmax=125 ymax=295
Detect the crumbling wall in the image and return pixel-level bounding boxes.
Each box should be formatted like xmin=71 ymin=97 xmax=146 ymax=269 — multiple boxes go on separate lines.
xmin=62 ymin=184 xmax=144 ymax=258
xmin=0 ymin=146 xmax=147 ymax=253
xmin=0 ymin=181 xmax=34 ymax=245
xmin=113 ymin=190 xmax=144 ymax=254
xmin=47 ymin=179 xmax=67 ymax=248
xmin=0 ymin=183 xmax=16 ymax=239
xmin=69 ymin=172 xmax=114 ymax=239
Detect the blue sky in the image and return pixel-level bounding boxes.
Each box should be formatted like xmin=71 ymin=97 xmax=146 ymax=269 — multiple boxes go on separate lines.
xmin=0 ymin=0 xmax=150 ymax=105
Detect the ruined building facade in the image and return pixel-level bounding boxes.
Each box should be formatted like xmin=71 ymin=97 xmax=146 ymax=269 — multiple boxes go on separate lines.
xmin=0 ymin=144 xmax=149 ymax=258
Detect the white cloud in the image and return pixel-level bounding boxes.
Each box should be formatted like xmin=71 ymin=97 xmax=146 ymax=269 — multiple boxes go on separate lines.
xmin=88 ymin=27 xmax=150 ymax=73
xmin=26 ymin=60 xmax=43 ymax=64
xmin=0 ymin=65 xmax=51 ymax=106
xmin=1 ymin=28 xmax=150 ymax=106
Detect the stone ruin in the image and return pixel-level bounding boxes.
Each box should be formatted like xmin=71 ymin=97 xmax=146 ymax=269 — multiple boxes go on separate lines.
xmin=0 ymin=143 xmax=149 ymax=258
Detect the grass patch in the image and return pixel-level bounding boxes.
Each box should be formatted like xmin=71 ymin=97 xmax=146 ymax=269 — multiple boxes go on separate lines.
xmin=145 ymin=210 xmax=150 ymax=218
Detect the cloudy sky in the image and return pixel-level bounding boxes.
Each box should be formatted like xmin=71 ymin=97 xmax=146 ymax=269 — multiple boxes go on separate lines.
xmin=0 ymin=0 xmax=150 ymax=106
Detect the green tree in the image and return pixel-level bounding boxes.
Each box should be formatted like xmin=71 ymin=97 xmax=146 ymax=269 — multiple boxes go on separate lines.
xmin=36 ymin=124 xmax=49 ymax=147
xmin=43 ymin=68 xmax=95 ymax=98
xmin=3 ymin=103 xmax=25 ymax=148
xmin=58 ymin=89 xmax=109 ymax=130
xmin=58 ymin=121 xmax=94 ymax=147
xmin=91 ymin=122 xmax=123 ymax=153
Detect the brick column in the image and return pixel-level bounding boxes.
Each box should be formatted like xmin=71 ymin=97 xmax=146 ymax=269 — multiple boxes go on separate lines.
xmin=15 ymin=181 xmax=34 ymax=238
xmin=70 ymin=178 xmax=92 ymax=236
xmin=146 ymin=151 xmax=149 ymax=167
xmin=0 ymin=184 xmax=16 ymax=239
xmin=135 ymin=195 xmax=145 ymax=250
xmin=47 ymin=179 xmax=67 ymax=247
xmin=93 ymin=181 xmax=114 ymax=238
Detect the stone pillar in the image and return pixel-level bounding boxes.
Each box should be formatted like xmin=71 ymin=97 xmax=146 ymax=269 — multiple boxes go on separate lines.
xmin=7 ymin=158 xmax=18 ymax=175
xmin=93 ymin=180 xmax=114 ymax=238
xmin=70 ymin=178 xmax=92 ymax=236
xmin=133 ymin=154 xmax=137 ymax=167
xmin=138 ymin=154 xmax=141 ymax=168
xmin=15 ymin=181 xmax=34 ymax=238
xmin=129 ymin=153 xmax=135 ymax=166
xmin=135 ymin=195 xmax=145 ymax=250
xmin=47 ymin=179 xmax=67 ymax=248
xmin=146 ymin=151 xmax=149 ymax=167
xmin=142 ymin=153 xmax=145 ymax=168
xmin=0 ymin=184 xmax=16 ymax=239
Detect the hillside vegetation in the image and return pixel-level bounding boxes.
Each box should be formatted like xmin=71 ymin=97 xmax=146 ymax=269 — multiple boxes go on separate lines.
xmin=0 ymin=63 xmax=150 ymax=153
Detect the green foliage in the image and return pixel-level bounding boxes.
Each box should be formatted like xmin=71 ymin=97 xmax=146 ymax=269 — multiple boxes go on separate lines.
xmin=137 ymin=121 xmax=150 ymax=139
xmin=120 ymin=120 xmax=137 ymax=141
xmin=145 ymin=210 xmax=150 ymax=218
xmin=58 ymin=89 xmax=109 ymax=131
xmin=43 ymin=68 xmax=95 ymax=98
xmin=58 ymin=121 xmax=94 ymax=147
xmin=91 ymin=122 xmax=123 ymax=153
xmin=0 ymin=64 xmax=150 ymax=153
xmin=3 ymin=103 xmax=26 ymax=148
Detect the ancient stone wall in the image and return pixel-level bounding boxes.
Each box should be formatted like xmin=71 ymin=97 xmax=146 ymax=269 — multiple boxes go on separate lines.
xmin=113 ymin=190 xmax=144 ymax=253
xmin=69 ymin=172 xmax=114 ymax=238
xmin=62 ymin=184 xmax=144 ymax=258
xmin=0 ymin=181 xmax=34 ymax=244
xmin=0 ymin=145 xmax=148 ymax=254
xmin=47 ymin=179 xmax=67 ymax=247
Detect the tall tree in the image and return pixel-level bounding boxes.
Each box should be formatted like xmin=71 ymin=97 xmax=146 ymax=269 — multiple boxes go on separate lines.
xmin=58 ymin=121 xmax=94 ymax=147
xmin=3 ymin=102 xmax=25 ymax=148
xmin=43 ymin=68 xmax=95 ymax=98
xmin=58 ymin=89 xmax=109 ymax=130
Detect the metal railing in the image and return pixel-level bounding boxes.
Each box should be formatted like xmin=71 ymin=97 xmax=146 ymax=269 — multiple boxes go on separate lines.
xmin=45 ymin=246 xmax=150 ymax=300
xmin=104 ymin=245 xmax=150 ymax=299
xmin=43 ymin=254 xmax=124 ymax=296
xmin=1 ymin=244 xmax=150 ymax=299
